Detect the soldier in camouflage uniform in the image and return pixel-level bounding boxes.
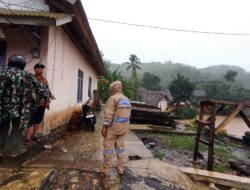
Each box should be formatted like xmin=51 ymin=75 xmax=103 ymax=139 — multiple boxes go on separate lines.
xmin=0 ymin=54 xmax=49 ymax=157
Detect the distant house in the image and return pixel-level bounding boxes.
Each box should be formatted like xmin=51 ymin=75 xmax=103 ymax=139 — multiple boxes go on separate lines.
xmin=0 ymin=0 xmax=105 ymax=133
xmin=193 ymin=89 xmax=207 ymax=100
xmin=139 ymin=88 xmax=173 ymax=111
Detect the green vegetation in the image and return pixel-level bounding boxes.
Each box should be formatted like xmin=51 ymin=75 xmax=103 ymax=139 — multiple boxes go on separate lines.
xmin=204 ymin=80 xmax=250 ymax=101
xmin=135 ymin=131 xmax=236 ymax=173
xmin=186 ymin=121 xmax=198 ymax=131
xmin=142 ymin=72 xmax=162 ymax=91
xmin=224 ymin=70 xmax=238 ymax=82
xmin=136 ymin=131 xmax=232 ymax=161
xmin=215 ymin=146 xmax=232 ymax=160
xmin=175 ymin=107 xmax=198 ymax=120
xmin=110 ymin=62 xmax=250 ymax=89
xmin=216 ymin=130 xmax=227 ymax=142
xmin=153 ymin=149 xmax=165 ymax=160
xmin=98 ymin=55 xmax=142 ymax=102
xmin=169 ymin=73 xmax=195 ymax=103
xmin=100 ymin=56 xmax=250 ymax=102
xmin=98 ymin=62 xmax=131 ymax=102
xmin=125 ymin=54 xmax=142 ymax=76
xmin=164 ymin=134 xmax=207 ymax=151
xmin=125 ymin=54 xmax=141 ymax=100
xmin=109 ymin=62 xmax=250 ymax=101
xmin=213 ymin=164 xmax=227 ymax=173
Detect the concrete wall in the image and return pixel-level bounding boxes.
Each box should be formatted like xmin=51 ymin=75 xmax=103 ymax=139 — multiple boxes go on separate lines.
xmin=3 ymin=26 xmax=48 ymax=72
xmin=44 ymin=26 xmax=98 ymax=132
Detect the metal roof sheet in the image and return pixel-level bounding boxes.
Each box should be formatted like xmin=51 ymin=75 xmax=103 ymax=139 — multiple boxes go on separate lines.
xmin=0 ymin=8 xmax=70 ymax=19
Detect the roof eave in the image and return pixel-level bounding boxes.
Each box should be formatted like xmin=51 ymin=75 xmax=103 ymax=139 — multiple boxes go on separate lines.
xmin=46 ymin=0 xmax=106 ymax=76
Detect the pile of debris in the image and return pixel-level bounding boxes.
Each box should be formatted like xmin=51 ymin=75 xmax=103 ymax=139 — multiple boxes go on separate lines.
xmin=131 ymin=102 xmax=176 ymax=127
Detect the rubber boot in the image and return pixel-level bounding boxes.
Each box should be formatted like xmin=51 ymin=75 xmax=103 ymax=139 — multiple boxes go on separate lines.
xmin=0 ymin=136 xmax=5 ymax=156
xmin=4 ymin=136 xmax=12 ymax=155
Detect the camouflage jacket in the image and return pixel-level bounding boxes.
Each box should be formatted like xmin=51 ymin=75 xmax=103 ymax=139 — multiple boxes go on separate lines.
xmin=0 ymin=67 xmax=50 ymax=131
xmin=34 ymin=74 xmax=53 ymax=107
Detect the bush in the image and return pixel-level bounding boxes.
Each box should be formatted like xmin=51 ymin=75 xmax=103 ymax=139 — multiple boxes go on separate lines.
xmin=176 ymin=107 xmax=198 ymax=120
xmin=186 ymin=121 xmax=198 ymax=131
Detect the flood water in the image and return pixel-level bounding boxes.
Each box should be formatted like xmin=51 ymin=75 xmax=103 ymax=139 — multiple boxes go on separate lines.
xmin=214 ymin=116 xmax=250 ymax=138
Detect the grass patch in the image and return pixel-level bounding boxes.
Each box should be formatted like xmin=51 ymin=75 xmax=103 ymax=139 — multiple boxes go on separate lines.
xmin=215 ymin=146 xmax=232 ymax=160
xmin=164 ymin=135 xmax=207 ymax=152
xmin=136 ymin=131 xmax=232 ymax=160
xmin=153 ymin=149 xmax=165 ymax=160
xmin=213 ymin=163 xmax=227 ymax=173
xmin=186 ymin=121 xmax=198 ymax=131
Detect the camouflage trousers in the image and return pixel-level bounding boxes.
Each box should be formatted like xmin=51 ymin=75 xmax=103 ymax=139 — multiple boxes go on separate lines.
xmin=103 ymin=132 xmax=126 ymax=175
xmin=0 ymin=118 xmax=25 ymax=155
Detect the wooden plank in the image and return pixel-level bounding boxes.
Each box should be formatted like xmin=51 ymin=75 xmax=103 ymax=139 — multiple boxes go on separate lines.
xmin=206 ymin=105 xmax=225 ymax=122
xmin=196 ymin=120 xmax=211 ymax=126
xmin=194 ymin=138 xmax=209 ymax=146
xmin=239 ymin=110 xmax=250 ymax=129
xmin=208 ymin=124 xmax=215 ymax=171
xmin=202 ymin=99 xmax=250 ymax=108
xmin=193 ymin=125 xmax=203 ymax=161
xmin=215 ymin=104 xmax=245 ymax=134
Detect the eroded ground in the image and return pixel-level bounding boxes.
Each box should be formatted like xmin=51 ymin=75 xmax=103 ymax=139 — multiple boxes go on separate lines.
xmin=135 ymin=130 xmax=250 ymax=174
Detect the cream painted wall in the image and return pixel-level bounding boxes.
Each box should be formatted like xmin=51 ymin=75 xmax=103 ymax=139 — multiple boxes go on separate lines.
xmin=3 ymin=26 xmax=47 ymax=72
xmin=4 ymin=25 xmax=99 ymax=132
xmin=44 ymin=26 xmax=98 ymax=131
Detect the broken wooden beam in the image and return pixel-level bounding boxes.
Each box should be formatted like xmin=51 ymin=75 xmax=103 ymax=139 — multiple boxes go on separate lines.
xmin=239 ymin=110 xmax=250 ymax=129
xmin=130 ymin=102 xmax=175 ymax=127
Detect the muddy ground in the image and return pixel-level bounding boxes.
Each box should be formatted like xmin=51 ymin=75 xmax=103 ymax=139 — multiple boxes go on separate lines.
xmin=135 ymin=130 xmax=250 ymax=175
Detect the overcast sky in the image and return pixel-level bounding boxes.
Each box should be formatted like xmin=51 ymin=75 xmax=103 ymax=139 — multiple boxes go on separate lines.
xmin=83 ymin=0 xmax=250 ymax=71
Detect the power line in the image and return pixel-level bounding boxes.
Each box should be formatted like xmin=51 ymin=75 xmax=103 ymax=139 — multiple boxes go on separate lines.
xmin=88 ymin=18 xmax=250 ymax=36
xmin=3 ymin=2 xmax=250 ymax=36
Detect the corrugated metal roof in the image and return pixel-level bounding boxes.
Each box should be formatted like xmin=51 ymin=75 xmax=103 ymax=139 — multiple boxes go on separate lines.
xmin=0 ymin=8 xmax=70 ymax=19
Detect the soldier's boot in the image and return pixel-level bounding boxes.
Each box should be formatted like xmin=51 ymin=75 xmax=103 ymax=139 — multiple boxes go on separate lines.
xmin=4 ymin=136 xmax=12 ymax=156
xmin=0 ymin=137 xmax=5 ymax=156
xmin=10 ymin=137 xmax=27 ymax=157
xmin=0 ymin=120 xmax=9 ymax=157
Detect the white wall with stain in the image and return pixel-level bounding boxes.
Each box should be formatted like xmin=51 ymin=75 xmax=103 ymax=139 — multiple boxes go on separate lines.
xmin=44 ymin=26 xmax=98 ymax=132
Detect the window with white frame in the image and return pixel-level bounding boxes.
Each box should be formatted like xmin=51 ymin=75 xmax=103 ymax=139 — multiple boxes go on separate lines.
xmin=77 ymin=69 xmax=84 ymax=102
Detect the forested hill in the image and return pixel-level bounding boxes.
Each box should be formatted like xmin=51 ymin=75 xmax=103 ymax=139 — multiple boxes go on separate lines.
xmin=109 ymin=62 xmax=250 ymax=89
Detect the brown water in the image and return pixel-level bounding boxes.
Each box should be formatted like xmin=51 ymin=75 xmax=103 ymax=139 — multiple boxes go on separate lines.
xmin=214 ymin=116 xmax=250 ymax=138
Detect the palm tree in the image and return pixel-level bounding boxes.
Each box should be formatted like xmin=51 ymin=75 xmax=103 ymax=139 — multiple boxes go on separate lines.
xmin=126 ymin=54 xmax=141 ymax=76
